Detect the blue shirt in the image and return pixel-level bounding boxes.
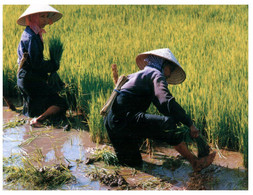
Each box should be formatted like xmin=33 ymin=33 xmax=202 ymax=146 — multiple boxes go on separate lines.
xmin=17 ymin=26 xmax=57 ymax=78
xmin=117 ymin=66 xmax=193 ymax=127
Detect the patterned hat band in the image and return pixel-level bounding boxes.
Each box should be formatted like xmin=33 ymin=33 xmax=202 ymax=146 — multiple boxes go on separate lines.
xmin=144 ymin=55 xmax=165 ymax=72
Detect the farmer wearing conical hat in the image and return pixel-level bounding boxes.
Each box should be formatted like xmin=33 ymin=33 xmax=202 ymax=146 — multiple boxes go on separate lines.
xmin=16 ymin=5 xmax=68 ymax=127
xmin=104 ymin=48 xmax=216 ymax=172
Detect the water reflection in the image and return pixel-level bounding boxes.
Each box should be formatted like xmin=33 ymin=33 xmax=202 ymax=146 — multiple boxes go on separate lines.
xmin=3 ymin=126 xmax=26 ymax=157
xmin=62 ymin=135 xmax=86 ymax=162
xmin=3 ymin=112 xmax=106 ymax=190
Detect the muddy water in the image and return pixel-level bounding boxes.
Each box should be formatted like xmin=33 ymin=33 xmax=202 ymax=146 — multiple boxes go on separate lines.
xmin=2 ymin=106 xmax=248 ymax=190
xmin=3 ymin=106 xmax=107 ymax=190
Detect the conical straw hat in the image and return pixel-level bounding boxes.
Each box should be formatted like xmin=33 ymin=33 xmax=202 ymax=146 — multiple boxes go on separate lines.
xmin=17 ymin=5 xmax=62 ymax=26
xmin=136 ymin=48 xmax=186 ymax=84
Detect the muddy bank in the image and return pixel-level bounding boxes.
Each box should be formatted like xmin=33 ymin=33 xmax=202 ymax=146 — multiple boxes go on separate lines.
xmin=2 ymin=106 xmax=248 ymax=190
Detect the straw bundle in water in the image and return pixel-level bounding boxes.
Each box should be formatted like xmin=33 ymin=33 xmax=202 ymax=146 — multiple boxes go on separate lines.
xmin=100 ymin=75 xmax=128 ymax=116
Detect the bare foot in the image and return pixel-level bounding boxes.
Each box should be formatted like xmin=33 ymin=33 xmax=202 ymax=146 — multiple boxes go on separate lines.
xmin=30 ymin=118 xmax=43 ymax=128
xmin=193 ymin=151 xmax=216 ymax=172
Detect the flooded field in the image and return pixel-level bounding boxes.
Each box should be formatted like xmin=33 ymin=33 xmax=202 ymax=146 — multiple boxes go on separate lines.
xmin=2 ymin=106 xmax=248 ymax=190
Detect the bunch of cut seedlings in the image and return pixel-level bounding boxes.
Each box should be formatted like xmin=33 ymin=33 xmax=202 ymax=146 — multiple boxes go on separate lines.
xmin=87 ymin=147 xmax=119 ymax=166
xmin=175 ymin=127 xmax=210 ymax=158
xmin=49 ymin=36 xmax=64 ymax=66
xmin=195 ymin=135 xmax=211 ymax=158
xmin=48 ymin=37 xmax=65 ymax=93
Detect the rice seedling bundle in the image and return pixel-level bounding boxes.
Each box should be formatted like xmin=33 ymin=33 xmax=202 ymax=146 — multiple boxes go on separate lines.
xmin=49 ymin=36 xmax=64 ymax=66
xmin=47 ymin=37 xmax=65 ymax=92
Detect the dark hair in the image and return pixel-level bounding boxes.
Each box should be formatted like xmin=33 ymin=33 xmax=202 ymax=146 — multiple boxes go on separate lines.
xmin=162 ymin=60 xmax=176 ymax=72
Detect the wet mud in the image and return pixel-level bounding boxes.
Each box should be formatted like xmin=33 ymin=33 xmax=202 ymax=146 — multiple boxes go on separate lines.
xmin=2 ymin=106 xmax=248 ymax=190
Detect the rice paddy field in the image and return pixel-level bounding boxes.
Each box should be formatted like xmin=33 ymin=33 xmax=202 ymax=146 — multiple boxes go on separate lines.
xmin=2 ymin=5 xmax=248 ymax=168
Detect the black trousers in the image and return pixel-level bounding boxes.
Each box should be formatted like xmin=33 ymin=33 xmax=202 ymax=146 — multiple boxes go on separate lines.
xmin=17 ymin=69 xmax=68 ymax=117
xmin=104 ymin=109 xmax=184 ymax=167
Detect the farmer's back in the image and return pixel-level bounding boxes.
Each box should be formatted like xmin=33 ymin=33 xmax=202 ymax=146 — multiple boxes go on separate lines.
xmin=113 ymin=66 xmax=175 ymax=117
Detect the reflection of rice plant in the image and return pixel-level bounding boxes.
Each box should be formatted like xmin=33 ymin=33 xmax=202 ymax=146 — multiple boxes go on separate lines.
xmin=3 ymin=156 xmax=74 ymax=190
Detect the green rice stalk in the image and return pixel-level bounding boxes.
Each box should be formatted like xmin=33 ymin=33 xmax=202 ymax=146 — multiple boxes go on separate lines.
xmin=48 ymin=37 xmax=65 ymax=94
xmin=90 ymin=147 xmax=119 ymax=166
xmin=59 ymin=83 xmax=78 ymax=111
xmin=49 ymin=37 xmax=64 ymax=65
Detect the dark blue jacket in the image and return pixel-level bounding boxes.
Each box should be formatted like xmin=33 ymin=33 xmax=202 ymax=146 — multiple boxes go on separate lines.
xmin=17 ymin=26 xmax=58 ymax=79
xmin=16 ymin=26 xmax=64 ymax=117
xmin=114 ymin=66 xmax=193 ymax=127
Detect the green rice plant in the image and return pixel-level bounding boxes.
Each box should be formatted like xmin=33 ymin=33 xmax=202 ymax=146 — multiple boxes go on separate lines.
xmin=49 ymin=36 xmax=64 ymax=65
xmin=48 ymin=37 xmax=65 ymax=94
xmin=173 ymin=126 xmax=211 ymax=158
xmin=87 ymin=90 xmax=111 ymax=143
xmin=59 ymin=83 xmax=78 ymax=111
xmin=3 ymin=5 xmax=248 ymax=167
xmin=195 ymin=135 xmax=211 ymax=158
xmin=88 ymin=146 xmax=119 ymax=166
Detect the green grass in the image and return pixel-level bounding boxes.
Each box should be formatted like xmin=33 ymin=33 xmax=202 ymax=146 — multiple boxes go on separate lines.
xmin=3 ymin=5 xmax=248 ymax=167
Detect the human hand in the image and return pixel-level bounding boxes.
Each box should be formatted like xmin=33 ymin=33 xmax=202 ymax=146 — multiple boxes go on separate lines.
xmin=30 ymin=117 xmax=43 ymax=128
xmin=190 ymin=124 xmax=199 ymax=138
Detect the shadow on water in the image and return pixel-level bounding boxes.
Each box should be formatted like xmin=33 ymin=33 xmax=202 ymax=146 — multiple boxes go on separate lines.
xmin=2 ymin=106 xmax=248 ymax=190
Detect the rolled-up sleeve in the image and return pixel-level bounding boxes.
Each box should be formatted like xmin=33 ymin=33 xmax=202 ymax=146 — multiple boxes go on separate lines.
xmin=152 ymin=73 xmax=193 ymax=127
